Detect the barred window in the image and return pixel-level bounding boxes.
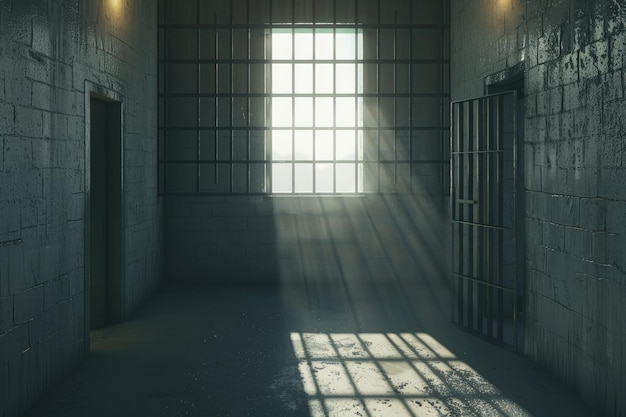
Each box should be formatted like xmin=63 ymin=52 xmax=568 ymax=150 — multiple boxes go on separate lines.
xmin=270 ymin=28 xmax=364 ymax=193
xmin=158 ymin=0 xmax=450 ymax=195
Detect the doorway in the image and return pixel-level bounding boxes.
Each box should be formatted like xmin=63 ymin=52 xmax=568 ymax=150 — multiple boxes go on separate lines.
xmin=450 ymin=79 xmax=525 ymax=350
xmin=88 ymin=96 xmax=123 ymax=331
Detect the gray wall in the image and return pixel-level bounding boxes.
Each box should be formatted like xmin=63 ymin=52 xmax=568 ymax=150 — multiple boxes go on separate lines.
xmin=160 ymin=0 xmax=450 ymax=298
xmin=0 ymin=1 xmax=161 ymax=415
xmin=165 ymin=194 xmax=446 ymax=286
xmin=451 ymin=1 xmax=625 ymax=415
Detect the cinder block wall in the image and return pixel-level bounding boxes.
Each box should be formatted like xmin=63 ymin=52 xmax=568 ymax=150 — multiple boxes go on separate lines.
xmin=165 ymin=194 xmax=446 ymax=287
xmin=451 ymin=1 xmax=625 ymax=415
xmin=0 ymin=1 xmax=160 ymax=416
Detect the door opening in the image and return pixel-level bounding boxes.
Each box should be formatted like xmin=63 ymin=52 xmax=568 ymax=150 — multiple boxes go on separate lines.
xmin=88 ymin=96 xmax=123 ymax=331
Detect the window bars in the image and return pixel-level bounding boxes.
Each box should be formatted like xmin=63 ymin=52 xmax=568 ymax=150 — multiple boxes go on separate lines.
xmin=158 ymin=0 xmax=450 ymax=195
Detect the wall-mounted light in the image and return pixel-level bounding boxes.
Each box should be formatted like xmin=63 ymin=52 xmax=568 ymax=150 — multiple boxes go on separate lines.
xmin=108 ymin=0 xmax=123 ymax=19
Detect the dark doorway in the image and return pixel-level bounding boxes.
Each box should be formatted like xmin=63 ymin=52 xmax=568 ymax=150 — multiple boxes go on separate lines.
xmin=88 ymin=96 xmax=123 ymax=331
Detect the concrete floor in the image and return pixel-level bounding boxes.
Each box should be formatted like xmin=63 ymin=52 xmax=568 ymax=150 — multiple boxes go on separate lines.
xmin=24 ymin=282 xmax=598 ymax=417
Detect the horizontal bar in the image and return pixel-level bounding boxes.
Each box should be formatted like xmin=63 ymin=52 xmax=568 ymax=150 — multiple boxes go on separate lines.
xmin=452 ymin=272 xmax=514 ymax=292
xmin=158 ymin=159 xmax=450 ymax=164
xmin=159 ymin=126 xmax=450 ymax=131
xmin=159 ymin=23 xmax=450 ymax=30
xmin=451 ymin=150 xmax=503 ymax=155
xmin=158 ymin=191 xmax=437 ymax=196
xmin=158 ymin=58 xmax=450 ymax=65
xmin=160 ymin=92 xmax=449 ymax=98
xmin=451 ymin=219 xmax=508 ymax=231
xmin=457 ymin=199 xmax=477 ymax=204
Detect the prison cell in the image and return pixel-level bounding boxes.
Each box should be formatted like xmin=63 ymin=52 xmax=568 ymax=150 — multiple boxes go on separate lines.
xmin=157 ymin=0 xmax=450 ymax=195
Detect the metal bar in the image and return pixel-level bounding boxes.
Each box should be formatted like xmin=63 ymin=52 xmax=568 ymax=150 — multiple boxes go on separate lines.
xmin=159 ymin=58 xmax=450 ymax=65
xmin=161 ymin=91 xmax=449 ymax=100
xmin=214 ymin=19 xmax=219 ymax=184
xmin=196 ymin=0 xmax=201 ymax=193
xmin=291 ymin=0 xmax=296 ymax=193
xmin=162 ymin=24 xmax=168 ymax=193
xmin=496 ymin=94 xmax=504 ymax=341
xmin=312 ymin=1 xmax=317 ymax=192
xmin=393 ymin=10 xmax=398 ymax=187
xmin=409 ymin=0 xmax=413 ymax=193
xmin=267 ymin=0 xmax=273 ymax=193
xmin=511 ymin=91 xmax=519 ymax=351
xmin=376 ymin=0 xmax=381 ymax=193
xmin=452 ymin=273 xmax=514 ymax=292
xmin=159 ymin=22 xmax=450 ymax=29
xmin=246 ymin=0 xmax=251 ymax=193
xmin=354 ymin=0 xmax=359 ymax=192
xmin=230 ymin=0 xmax=234 ymax=193
xmin=467 ymin=99 xmax=474 ymax=330
xmin=332 ymin=0 xmax=337 ymax=194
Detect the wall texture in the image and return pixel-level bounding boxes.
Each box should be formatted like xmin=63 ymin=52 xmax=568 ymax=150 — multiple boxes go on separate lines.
xmin=0 ymin=1 xmax=161 ymax=415
xmin=451 ymin=1 xmax=625 ymax=415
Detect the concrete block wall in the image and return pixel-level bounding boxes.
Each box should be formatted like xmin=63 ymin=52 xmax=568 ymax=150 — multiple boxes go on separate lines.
xmin=164 ymin=194 xmax=448 ymax=324
xmin=0 ymin=1 xmax=160 ymax=416
xmin=451 ymin=1 xmax=625 ymax=415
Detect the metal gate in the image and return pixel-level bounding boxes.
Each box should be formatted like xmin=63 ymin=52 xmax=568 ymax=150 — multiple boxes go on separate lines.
xmin=450 ymin=91 xmax=521 ymax=350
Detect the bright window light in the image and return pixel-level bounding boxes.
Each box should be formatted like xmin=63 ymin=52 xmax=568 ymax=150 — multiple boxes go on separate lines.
xmin=271 ymin=28 xmax=363 ymax=194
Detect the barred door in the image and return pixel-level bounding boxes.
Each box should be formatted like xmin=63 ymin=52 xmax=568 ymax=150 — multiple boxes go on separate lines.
xmin=450 ymin=91 xmax=521 ymax=350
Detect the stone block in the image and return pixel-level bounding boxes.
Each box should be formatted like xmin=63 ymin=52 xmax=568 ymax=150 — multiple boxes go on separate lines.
xmin=31 ymin=81 xmax=55 ymax=112
xmin=0 ymin=103 xmax=14 ymax=135
xmin=550 ymin=194 xmax=579 ymax=226
xmin=4 ymin=135 xmax=32 ymax=172
xmin=543 ymin=221 xmax=565 ymax=251
xmin=0 ymin=296 xmax=13 ymax=334
xmin=564 ymin=226 xmax=591 ymax=258
xmin=599 ymin=167 xmax=626 ymax=200
xmin=13 ymin=285 xmax=44 ymax=324
xmin=14 ymin=105 xmax=43 ymax=138
xmin=579 ymin=40 xmax=609 ymax=80
xmin=579 ymin=198 xmax=606 ymax=231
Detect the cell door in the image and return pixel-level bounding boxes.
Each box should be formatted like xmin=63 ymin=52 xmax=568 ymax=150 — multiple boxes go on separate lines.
xmin=450 ymin=91 xmax=521 ymax=350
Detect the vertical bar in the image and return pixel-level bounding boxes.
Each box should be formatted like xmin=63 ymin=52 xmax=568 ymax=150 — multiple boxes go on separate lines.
xmin=376 ymin=0 xmax=381 ymax=193
xmin=291 ymin=0 xmax=296 ymax=193
xmin=267 ymin=0 xmax=273 ymax=193
xmin=312 ymin=1 xmax=316 ymax=192
xmin=393 ymin=11 xmax=398 ymax=187
xmin=162 ymin=23 xmax=168 ymax=194
xmin=456 ymin=102 xmax=464 ymax=326
xmin=496 ymin=94 xmax=504 ymax=341
xmin=230 ymin=0 xmax=234 ymax=193
xmin=246 ymin=0 xmax=251 ymax=192
xmin=467 ymin=100 xmax=474 ymax=330
xmin=332 ymin=0 xmax=337 ymax=193
xmin=511 ymin=91 xmax=519 ymax=350
xmin=196 ymin=0 xmax=201 ymax=193
xmin=476 ymin=98 xmax=484 ymax=335
xmin=354 ymin=0 xmax=359 ymax=192
xmin=214 ymin=17 xmax=219 ymax=184
xmin=485 ymin=96 xmax=492 ymax=338
xmin=409 ymin=0 xmax=413 ymax=192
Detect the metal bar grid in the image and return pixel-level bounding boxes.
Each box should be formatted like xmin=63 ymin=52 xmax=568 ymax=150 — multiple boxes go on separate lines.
xmin=450 ymin=91 xmax=519 ymax=350
xmin=158 ymin=0 xmax=450 ymax=195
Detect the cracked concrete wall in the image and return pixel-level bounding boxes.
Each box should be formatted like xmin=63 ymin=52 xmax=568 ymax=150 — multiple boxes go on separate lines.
xmin=0 ymin=0 xmax=160 ymax=415
xmin=451 ymin=1 xmax=626 ymax=415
